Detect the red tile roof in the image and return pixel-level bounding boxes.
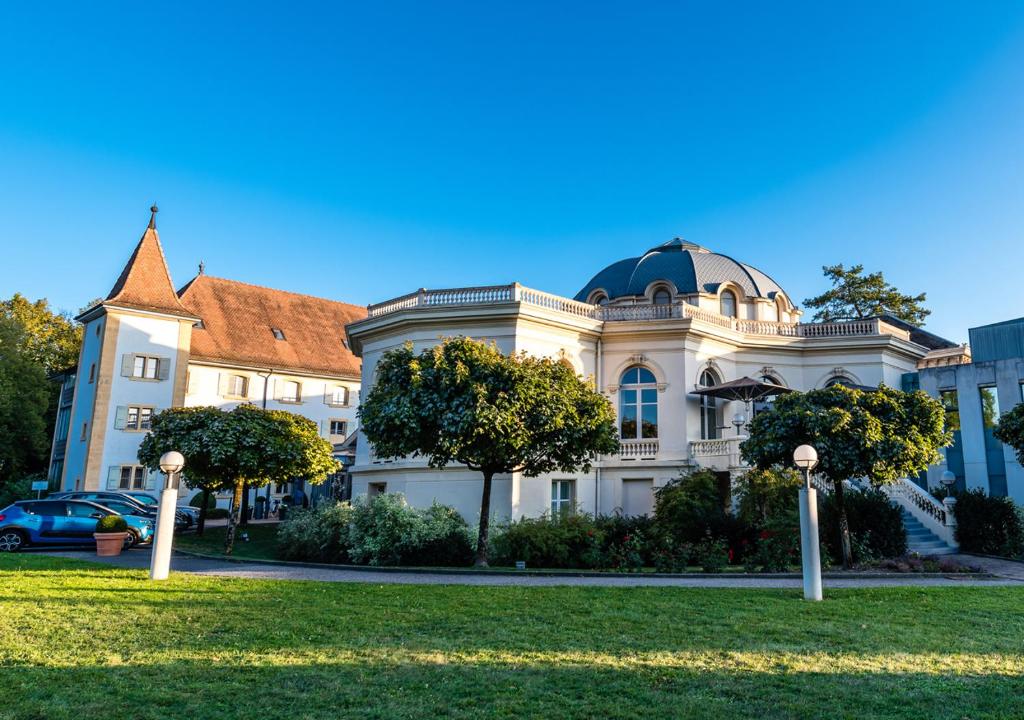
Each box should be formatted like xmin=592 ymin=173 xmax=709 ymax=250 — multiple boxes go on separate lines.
xmin=105 ymin=224 xmax=197 ymax=318
xmin=178 ymin=275 xmax=365 ymax=378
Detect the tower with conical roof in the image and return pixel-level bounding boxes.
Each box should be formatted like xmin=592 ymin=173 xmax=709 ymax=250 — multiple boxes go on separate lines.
xmin=62 ymin=207 xmax=200 ymax=491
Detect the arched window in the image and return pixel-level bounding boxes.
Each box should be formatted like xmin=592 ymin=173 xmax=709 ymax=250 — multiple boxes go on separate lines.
xmin=619 ymin=366 xmax=658 ymax=439
xmin=589 ymin=291 xmax=609 ymax=306
xmin=776 ymin=297 xmax=786 ymax=322
xmin=753 ymin=374 xmax=782 ymax=417
xmin=652 ymin=288 xmax=672 ymax=305
xmin=720 ymin=290 xmax=737 ymax=318
xmin=698 ymin=369 xmax=720 ymax=439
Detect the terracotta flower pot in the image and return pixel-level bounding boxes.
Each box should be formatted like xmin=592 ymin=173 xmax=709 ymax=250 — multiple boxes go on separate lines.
xmin=94 ymin=532 xmax=129 ymax=557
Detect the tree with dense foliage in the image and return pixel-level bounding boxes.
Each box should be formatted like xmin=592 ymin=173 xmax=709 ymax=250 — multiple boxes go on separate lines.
xmin=803 ymin=264 xmax=930 ymax=327
xmin=358 ymin=337 xmax=620 ymax=566
xmin=0 ymin=293 xmax=82 ymax=373
xmin=139 ymin=404 xmax=338 ymax=553
xmin=741 ymin=384 xmax=950 ymax=567
xmin=994 ymin=404 xmax=1024 ymax=466
xmin=0 ymin=320 xmax=52 ymax=493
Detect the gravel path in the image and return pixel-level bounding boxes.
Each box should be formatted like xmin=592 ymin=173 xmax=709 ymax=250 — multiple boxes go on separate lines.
xmin=34 ymin=548 xmax=1024 ymax=588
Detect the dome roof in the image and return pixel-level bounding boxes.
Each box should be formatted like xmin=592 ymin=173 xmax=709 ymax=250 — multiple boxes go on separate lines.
xmin=574 ymin=238 xmax=788 ymax=303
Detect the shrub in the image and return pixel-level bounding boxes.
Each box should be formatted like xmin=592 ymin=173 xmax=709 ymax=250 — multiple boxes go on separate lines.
xmin=346 ymin=494 xmax=474 ymax=567
xmin=695 ymin=535 xmax=729 ymax=573
xmin=952 ymin=489 xmax=1024 ymax=558
xmin=653 ymin=469 xmax=729 ymax=545
xmin=744 ymin=519 xmax=801 ymax=572
xmin=820 ymin=487 xmax=906 ymax=562
xmin=96 ymin=515 xmax=128 ymax=533
xmin=491 ymin=513 xmax=605 ymax=569
xmin=206 ymin=508 xmax=230 ymax=520
xmin=594 ymin=514 xmax=658 ymax=564
xmin=0 ymin=474 xmax=40 ymax=508
xmin=276 ymin=502 xmax=354 ymax=563
xmin=399 ymin=502 xmax=475 ymax=567
xmin=606 ymin=531 xmax=646 ymax=572
xmin=652 ymin=540 xmax=693 ymax=573
xmin=735 ymin=467 xmax=801 ymax=528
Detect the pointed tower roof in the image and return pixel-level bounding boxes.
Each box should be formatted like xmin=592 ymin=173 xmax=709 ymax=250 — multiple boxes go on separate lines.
xmin=102 ymin=205 xmax=198 ymax=318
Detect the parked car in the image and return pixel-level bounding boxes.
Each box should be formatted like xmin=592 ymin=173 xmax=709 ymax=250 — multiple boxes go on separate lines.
xmin=0 ymin=499 xmax=154 ymax=552
xmin=52 ymin=491 xmax=190 ymax=530
xmin=121 ymin=491 xmax=200 ymax=528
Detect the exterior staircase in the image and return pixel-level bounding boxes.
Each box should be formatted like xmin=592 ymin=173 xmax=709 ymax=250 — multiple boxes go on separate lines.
xmin=901 ymin=509 xmax=956 ymax=556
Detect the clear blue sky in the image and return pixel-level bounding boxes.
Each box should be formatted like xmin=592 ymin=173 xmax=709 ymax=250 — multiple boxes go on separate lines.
xmin=2 ymin=3 xmax=1023 ymax=343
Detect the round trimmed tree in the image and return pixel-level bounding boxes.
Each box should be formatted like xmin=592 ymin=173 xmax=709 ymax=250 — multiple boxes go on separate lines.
xmin=740 ymin=384 xmax=950 ymax=567
xmin=359 ymin=337 xmax=619 ymax=567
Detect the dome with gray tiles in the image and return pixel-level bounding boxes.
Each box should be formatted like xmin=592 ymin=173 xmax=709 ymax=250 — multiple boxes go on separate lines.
xmin=574 ymin=238 xmax=788 ymax=303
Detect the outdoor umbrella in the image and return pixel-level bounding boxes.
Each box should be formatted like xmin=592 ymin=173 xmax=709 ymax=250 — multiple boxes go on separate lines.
xmin=690 ymin=376 xmax=795 ymax=404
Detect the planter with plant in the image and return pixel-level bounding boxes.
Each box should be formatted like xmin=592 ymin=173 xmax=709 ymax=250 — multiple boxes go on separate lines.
xmin=94 ymin=515 xmax=130 ymax=557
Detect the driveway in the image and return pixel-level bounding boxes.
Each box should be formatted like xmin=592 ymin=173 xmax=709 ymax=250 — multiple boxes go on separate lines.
xmin=35 ymin=548 xmax=1024 ymax=587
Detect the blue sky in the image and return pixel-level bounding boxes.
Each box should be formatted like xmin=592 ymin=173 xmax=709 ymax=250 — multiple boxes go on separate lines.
xmin=1 ymin=2 xmax=1022 ymax=343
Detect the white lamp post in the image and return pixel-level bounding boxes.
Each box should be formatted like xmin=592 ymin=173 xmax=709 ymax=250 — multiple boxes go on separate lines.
xmin=732 ymin=412 xmax=747 ymax=436
xmin=150 ymin=451 xmax=185 ymax=581
xmin=793 ymin=444 xmax=822 ymax=601
xmin=940 ymin=470 xmax=956 ymax=489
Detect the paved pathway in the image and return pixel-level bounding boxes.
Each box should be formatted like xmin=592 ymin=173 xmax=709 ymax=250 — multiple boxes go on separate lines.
xmin=35 ymin=548 xmax=1024 ymax=588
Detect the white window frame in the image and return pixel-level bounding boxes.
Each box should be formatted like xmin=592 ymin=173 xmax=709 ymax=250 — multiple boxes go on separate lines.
xmin=551 ymin=479 xmax=575 ymax=515
xmin=329 ymin=419 xmax=349 ymax=438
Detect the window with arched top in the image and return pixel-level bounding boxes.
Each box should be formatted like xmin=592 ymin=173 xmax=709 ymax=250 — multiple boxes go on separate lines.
xmin=720 ymin=290 xmax=737 ymax=318
xmin=775 ymin=296 xmax=786 ymax=321
xmin=698 ymin=369 xmax=720 ymax=439
xmin=619 ymin=366 xmax=658 ymax=439
xmin=589 ymin=291 xmax=609 ymax=306
xmin=753 ymin=374 xmax=783 ymax=417
xmin=652 ymin=288 xmax=672 ymax=305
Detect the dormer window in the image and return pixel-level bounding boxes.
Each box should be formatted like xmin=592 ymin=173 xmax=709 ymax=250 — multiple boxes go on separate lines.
xmin=194 ymin=319 xmax=205 ymax=330
xmin=652 ymin=288 xmax=672 ymax=305
xmin=588 ymin=290 xmax=609 ymax=306
xmin=271 ymin=327 xmax=286 ymax=341
xmin=720 ymin=290 xmax=737 ymax=318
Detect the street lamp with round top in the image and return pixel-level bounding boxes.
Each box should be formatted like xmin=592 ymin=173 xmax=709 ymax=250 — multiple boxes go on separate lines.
xmin=793 ymin=444 xmax=822 ymax=601
xmin=150 ymin=451 xmax=185 ymax=581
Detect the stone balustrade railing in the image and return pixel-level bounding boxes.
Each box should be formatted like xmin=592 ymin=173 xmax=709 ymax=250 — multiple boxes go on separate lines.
xmin=618 ymin=440 xmax=659 ymax=459
xmin=365 ymin=284 xmax=912 ymax=340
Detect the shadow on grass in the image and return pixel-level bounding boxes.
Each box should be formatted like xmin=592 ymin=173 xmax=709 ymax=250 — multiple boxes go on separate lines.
xmin=1 ymin=659 xmax=1021 ymax=720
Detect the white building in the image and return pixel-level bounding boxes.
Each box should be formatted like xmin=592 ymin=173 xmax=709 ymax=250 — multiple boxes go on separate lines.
xmin=58 ymin=208 xmax=365 ymax=506
xmin=346 ymin=238 xmax=958 ymax=524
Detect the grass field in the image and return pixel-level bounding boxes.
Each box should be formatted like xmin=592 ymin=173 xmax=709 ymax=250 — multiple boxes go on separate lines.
xmin=174 ymin=522 xmax=280 ymax=560
xmin=1 ymin=555 xmax=1022 ymax=720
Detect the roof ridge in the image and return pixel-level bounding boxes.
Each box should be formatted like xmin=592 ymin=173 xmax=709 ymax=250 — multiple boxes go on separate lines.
xmin=179 ymin=274 xmax=366 ymax=312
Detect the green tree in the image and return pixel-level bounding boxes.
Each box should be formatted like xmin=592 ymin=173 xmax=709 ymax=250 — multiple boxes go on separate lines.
xmin=139 ymin=404 xmax=338 ymax=553
xmin=803 ymin=264 xmax=930 ymax=327
xmin=995 ymin=404 xmax=1024 ymax=465
xmin=740 ymin=384 xmax=950 ymax=567
xmin=0 ymin=320 xmax=51 ymax=492
xmin=0 ymin=293 xmax=82 ymax=373
xmin=359 ymin=337 xmax=620 ymax=566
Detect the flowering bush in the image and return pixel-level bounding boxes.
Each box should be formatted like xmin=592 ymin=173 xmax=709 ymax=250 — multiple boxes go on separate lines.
xmin=276 ymin=494 xmax=473 ymax=566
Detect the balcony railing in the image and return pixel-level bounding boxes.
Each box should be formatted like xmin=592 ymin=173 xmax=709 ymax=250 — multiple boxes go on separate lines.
xmin=618 ymin=440 xmax=659 ymax=459
xmin=365 ymin=283 xmax=911 ymax=340
xmin=690 ymin=436 xmax=746 ymax=470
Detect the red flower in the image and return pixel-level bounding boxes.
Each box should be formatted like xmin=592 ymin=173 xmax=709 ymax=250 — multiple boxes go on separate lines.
xmin=759 ymin=530 xmax=772 ymax=540
xmin=728 ymin=548 xmax=735 ymax=562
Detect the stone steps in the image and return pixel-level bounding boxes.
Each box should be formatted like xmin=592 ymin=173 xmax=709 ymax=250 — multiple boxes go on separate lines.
xmin=901 ymin=510 xmax=956 ymax=556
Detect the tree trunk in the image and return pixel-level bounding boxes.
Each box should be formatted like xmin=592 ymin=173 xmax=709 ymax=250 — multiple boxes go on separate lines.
xmin=474 ymin=470 xmax=495 ymax=567
xmin=224 ymin=481 xmax=244 ymax=556
xmin=240 ymin=482 xmax=250 ymax=527
xmin=833 ymin=478 xmax=853 ymax=568
xmin=196 ymin=487 xmax=210 ymax=537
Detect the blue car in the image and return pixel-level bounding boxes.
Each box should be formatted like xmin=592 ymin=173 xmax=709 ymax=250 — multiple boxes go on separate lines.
xmin=0 ymin=499 xmax=154 ymax=552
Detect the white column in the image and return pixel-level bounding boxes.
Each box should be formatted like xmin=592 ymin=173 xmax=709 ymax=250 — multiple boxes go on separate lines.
xmin=798 ymin=487 xmax=823 ymax=601
xmin=149 ymin=481 xmax=179 ymax=581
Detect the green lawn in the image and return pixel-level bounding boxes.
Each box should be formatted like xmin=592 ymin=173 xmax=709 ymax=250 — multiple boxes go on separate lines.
xmin=174 ymin=522 xmax=280 ymax=560
xmin=1 ymin=555 xmax=1022 ymax=720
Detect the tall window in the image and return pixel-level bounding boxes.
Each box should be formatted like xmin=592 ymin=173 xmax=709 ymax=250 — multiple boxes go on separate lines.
xmin=753 ymin=375 xmax=782 ymax=417
xmin=132 ymin=355 xmax=160 ymax=379
xmin=940 ymin=390 xmax=961 ymax=432
xmin=619 ymin=366 xmax=658 ymax=439
xmin=125 ymin=406 xmax=153 ymax=431
xmin=280 ymin=381 xmax=301 ymax=403
xmin=329 ymin=420 xmax=348 ymax=437
xmin=551 ymin=480 xmax=575 ymax=515
xmin=226 ymin=375 xmax=248 ymax=398
xmin=699 ymin=370 xmax=720 ymax=439
xmin=979 ymin=386 xmax=1000 ymax=428
xmin=652 ymin=288 xmax=672 ymax=305
xmin=328 ymin=386 xmax=349 ymax=406
xmin=720 ymin=290 xmax=737 ymax=318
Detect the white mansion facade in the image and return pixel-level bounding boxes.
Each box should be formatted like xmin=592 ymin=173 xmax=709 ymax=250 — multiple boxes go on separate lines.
xmin=346 ymin=238 xmax=958 ymax=523
xmin=57 ymin=208 xmax=365 ymax=504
